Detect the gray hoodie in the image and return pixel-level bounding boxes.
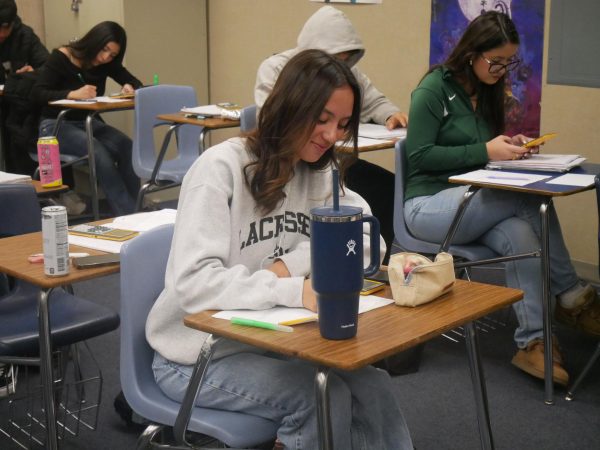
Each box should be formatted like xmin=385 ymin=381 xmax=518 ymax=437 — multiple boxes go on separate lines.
xmin=146 ymin=138 xmax=384 ymax=365
xmin=254 ymin=5 xmax=400 ymax=125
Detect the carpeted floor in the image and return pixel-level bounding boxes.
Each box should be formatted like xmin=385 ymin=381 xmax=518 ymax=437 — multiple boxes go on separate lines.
xmin=1 ymin=268 xmax=599 ymax=449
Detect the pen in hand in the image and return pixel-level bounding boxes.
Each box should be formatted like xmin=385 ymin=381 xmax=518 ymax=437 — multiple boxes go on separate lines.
xmin=77 ymin=73 xmax=85 ymax=84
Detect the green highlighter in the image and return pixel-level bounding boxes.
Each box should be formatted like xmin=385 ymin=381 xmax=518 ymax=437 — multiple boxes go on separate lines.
xmin=230 ymin=317 xmax=293 ymax=333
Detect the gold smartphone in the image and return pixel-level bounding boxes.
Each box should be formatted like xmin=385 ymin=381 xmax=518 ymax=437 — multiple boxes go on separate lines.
xmin=522 ymin=133 xmax=558 ymax=149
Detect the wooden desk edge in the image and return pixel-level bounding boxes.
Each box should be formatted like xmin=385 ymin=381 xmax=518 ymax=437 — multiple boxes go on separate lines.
xmin=184 ymin=281 xmax=524 ymax=371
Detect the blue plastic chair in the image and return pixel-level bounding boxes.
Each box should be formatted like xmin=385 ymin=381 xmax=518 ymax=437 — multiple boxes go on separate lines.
xmin=132 ymin=85 xmax=202 ymax=211
xmin=0 ymin=183 xmax=119 ymax=366
xmin=393 ymin=139 xmax=499 ymax=262
xmin=119 ymin=224 xmax=278 ymax=449
xmin=240 ymin=104 xmax=257 ymax=133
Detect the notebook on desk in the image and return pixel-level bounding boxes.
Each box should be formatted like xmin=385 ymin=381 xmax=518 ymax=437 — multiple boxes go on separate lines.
xmin=485 ymin=154 xmax=586 ymax=172
xmin=181 ymin=103 xmax=241 ymax=120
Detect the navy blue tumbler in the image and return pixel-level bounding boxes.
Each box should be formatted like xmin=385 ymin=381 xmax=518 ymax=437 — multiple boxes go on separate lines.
xmin=310 ymin=205 xmax=380 ymax=340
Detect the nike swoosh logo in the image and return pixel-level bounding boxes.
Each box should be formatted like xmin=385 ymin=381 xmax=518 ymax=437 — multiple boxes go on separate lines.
xmin=448 ymin=94 xmax=456 ymax=101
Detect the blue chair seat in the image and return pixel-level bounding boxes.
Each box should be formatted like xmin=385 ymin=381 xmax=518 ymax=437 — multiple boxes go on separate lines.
xmin=0 ymin=281 xmax=119 ymax=356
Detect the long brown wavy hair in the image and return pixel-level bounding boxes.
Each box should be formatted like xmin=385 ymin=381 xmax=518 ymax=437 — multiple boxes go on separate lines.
xmin=429 ymin=11 xmax=519 ymax=135
xmin=244 ymin=49 xmax=361 ymax=215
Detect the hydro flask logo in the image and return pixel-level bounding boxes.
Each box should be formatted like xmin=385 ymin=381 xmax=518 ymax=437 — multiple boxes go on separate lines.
xmin=346 ymin=239 xmax=356 ymax=256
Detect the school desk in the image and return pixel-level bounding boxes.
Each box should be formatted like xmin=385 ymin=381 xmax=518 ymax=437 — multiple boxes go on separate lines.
xmin=182 ymin=280 xmax=523 ymax=450
xmin=447 ymin=163 xmax=600 ymax=405
xmin=155 ymin=112 xmax=241 ymax=154
xmin=0 ymin=229 xmax=117 ymax=450
xmin=49 ymin=99 xmax=135 ymax=220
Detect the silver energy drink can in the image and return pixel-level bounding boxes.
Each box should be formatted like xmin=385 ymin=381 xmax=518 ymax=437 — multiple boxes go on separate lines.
xmin=42 ymin=206 xmax=70 ymax=277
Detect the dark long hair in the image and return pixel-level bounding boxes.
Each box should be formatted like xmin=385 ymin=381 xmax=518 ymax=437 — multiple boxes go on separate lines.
xmin=245 ymin=49 xmax=361 ymax=215
xmin=67 ymin=21 xmax=127 ymax=70
xmin=432 ymin=11 xmax=519 ymax=135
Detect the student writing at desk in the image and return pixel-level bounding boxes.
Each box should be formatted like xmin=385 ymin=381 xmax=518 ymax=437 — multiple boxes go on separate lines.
xmin=255 ymin=5 xmax=408 ymax=263
xmin=32 ymin=21 xmax=142 ymax=215
xmin=404 ymin=11 xmax=599 ymax=386
xmin=146 ymin=50 xmax=412 ymax=450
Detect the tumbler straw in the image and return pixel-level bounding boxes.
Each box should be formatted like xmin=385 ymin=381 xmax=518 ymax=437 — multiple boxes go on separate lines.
xmin=332 ymin=168 xmax=339 ymax=211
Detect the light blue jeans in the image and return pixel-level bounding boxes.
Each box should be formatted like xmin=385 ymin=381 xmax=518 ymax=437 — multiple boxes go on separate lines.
xmin=153 ymin=351 xmax=413 ymax=450
xmin=40 ymin=118 xmax=139 ymax=216
xmin=405 ymin=186 xmax=579 ymax=348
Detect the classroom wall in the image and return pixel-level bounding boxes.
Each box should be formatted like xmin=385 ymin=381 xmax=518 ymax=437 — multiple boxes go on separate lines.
xmin=207 ymin=0 xmax=599 ymax=275
xmin=36 ymin=0 xmax=599 ymax=273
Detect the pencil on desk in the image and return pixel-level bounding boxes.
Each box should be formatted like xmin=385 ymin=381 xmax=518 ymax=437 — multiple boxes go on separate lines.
xmin=279 ymin=316 xmax=318 ymax=326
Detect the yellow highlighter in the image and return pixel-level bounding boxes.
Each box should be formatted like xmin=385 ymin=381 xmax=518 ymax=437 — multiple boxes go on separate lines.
xmin=522 ymin=132 xmax=558 ymax=149
xmin=279 ymin=316 xmax=318 ymax=326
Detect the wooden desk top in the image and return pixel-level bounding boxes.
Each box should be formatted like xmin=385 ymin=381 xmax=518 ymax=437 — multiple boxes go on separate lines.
xmin=49 ymin=99 xmax=134 ymax=112
xmin=31 ymin=180 xmax=69 ymax=196
xmin=157 ymin=112 xmax=241 ymax=130
xmin=184 ymin=280 xmax=523 ymax=371
xmin=336 ymin=139 xmax=396 ymax=154
xmin=449 ymin=162 xmax=600 ymax=197
xmin=0 ymin=230 xmax=118 ymax=289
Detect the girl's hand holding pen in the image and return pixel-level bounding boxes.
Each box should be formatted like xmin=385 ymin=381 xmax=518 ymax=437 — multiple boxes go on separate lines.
xmin=68 ymin=84 xmax=97 ymax=100
xmin=121 ymin=83 xmax=135 ymax=94
xmin=486 ymin=134 xmax=529 ymax=161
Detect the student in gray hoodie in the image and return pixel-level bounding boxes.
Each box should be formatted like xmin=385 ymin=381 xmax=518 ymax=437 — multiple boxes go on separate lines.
xmin=255 ymin=6 xmax=407 ymax=262
xmin=147 ymin=50 xmax=413 ymax=450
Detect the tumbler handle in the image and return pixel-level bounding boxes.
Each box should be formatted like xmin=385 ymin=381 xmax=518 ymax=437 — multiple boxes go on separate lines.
xmin=362 ymin=214 xmax=380 ymax=277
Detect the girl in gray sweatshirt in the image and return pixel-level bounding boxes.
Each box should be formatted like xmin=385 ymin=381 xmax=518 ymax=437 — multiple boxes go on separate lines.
xmin=146 ymin=49 xmax=412 ymax=450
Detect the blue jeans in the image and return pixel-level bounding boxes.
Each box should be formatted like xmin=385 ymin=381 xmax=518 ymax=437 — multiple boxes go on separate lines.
xmin=405 ymin=186 xmax=579 ymax=348
xmin=153 ymin=352 xmax=413 ymax=450
xmin=40 ymin=118 xmax=139 ymax=216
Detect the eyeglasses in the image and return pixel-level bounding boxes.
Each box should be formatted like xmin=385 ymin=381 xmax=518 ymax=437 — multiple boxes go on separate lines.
xmin=481 ymin=54 xmax=520 ymax=74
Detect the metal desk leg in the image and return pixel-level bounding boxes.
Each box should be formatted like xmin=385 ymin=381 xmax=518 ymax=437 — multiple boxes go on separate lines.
xmin=85 ymin=113 xmax=100 ymax=220
xmin=198 ymin=128 xmax=207 ymax=154
xmin=39 ymin=288 xmax=59 ymax=450
xmin=464 ymin=322 xmax=494 ymax=450
xmin=173 ymin=335 xmax=219 ymax=447
xmin=440 ymin=186 xmax=480 ymax=252
xmin=540 ymin=199 xmax=554 ymax=405
xmin=315 ymin=367 xmax=333 ymax=450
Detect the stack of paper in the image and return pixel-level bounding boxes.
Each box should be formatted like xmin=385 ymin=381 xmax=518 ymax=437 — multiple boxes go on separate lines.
xmin=181 ymin=104 xmax=241 ymax=120
xmin=486 ymin=154 xmax=586 ymax=172
xmin=0 ymin=171 xmax=32 ymax=184
xmin=358 ymin=123 xmax=406 ymax=140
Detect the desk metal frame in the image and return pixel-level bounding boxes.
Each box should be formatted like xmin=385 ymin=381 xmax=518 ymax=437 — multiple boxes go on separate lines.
xmin=0 ymin=231 xmax=118 ymax=449
xmin=447 ymin=163 xmax=600 ymax=404
xmin=51 ymin=101 xmax=135 ymax=220
xmin=177 ymin=281 xmax=523 ymax=450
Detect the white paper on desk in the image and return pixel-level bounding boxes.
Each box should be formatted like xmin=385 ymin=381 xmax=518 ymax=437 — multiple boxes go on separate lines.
xmin=0 ymin=170 xmax=31 ymax=183
xmin=67 ymin=209 xmax=177 ymax=253
xmin=358 ymin=123 xmax=406 ymax=140
xmin=449 ymin=169 xmax=551 ymax=186
xmin=212 ymin=295 xmax=394 ymax=324
xmin=181 ymin=104 xmax=241 ymax=120
xmin=50 ymin=96 xmax=129 ymax=105
xmin=546 ymin=173 xmax=596 ymax=187
xmin=336 ymin=136 xmax=395 ymax=149
xmin=111 ymin=209 xmax=177 ymax=232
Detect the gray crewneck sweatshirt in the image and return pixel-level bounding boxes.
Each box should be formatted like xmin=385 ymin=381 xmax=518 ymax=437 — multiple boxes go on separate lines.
xmin=146 ymin=137 xmax=385 ymax=365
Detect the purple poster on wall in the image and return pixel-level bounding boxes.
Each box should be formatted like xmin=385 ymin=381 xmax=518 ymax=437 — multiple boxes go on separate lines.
xmin=429 ymin=0 xmax=544 ymax=137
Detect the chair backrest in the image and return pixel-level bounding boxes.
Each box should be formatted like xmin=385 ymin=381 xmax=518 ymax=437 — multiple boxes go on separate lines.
xmin=132 ymin=85 xmax=202 ymax=178
xmin=119 ymin=224 xmax=278 ymax=446
xmin=119 ymin=223 xmax=175 ymax=425
xmin=240 ymin=104 xmax=257 ymax=133
xmin=393 ymin=139 xmax=446 ymax=255
xmin=393 ymin=139 xmax=498 ymax=261
xmin=0 ymin=184 xmax=41 ymax=238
